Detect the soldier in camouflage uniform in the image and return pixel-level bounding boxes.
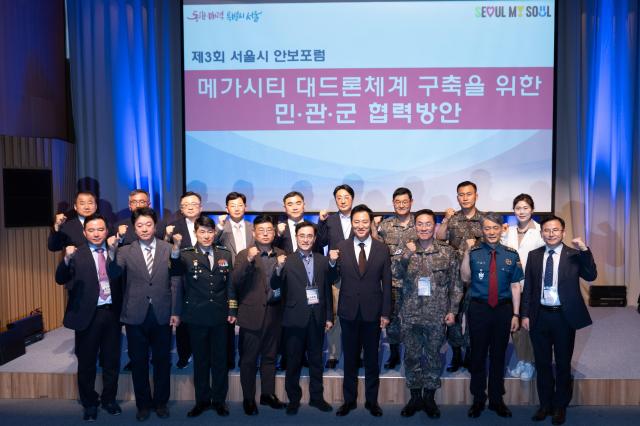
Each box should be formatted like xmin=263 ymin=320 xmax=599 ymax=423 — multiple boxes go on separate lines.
xmin=375 ymin=187 xmax=417 ymax=369
xmin=397 ymin=209 xmax=463 ymax=419
xmin=435 ymin=180 xmax=483 ymax=372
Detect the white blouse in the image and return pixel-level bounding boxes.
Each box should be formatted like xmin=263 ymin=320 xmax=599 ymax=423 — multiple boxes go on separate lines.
xmin=502 ymin=220 xmax=545 ymax=274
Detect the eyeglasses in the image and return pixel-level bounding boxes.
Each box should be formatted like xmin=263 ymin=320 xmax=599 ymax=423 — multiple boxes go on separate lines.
xmin=542 ymin=228 xmax=563 ymax=234
xmin=180 ymin=202 xmax=201 ymax=208
xmin=393 ymin=200 xmax=411 ymax=206
xmin=129 ymin=200 xmax=148 ymax=206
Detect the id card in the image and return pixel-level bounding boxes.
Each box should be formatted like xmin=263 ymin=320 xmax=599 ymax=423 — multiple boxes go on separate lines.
xmin=418 ymin=277 xmax=431 ymax=297
xmin=273 ymin=288 xmax=281 ymax=299
xmin=542 ymin=287 xmax=559 ymax=305
xmin=306 ymin=288 xmax=320 ymax=305
xmin=99 ymin=280 xmax=111 ymax=298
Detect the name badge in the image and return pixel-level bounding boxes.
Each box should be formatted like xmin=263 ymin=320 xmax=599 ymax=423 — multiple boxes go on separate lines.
xmin=273 ymin=288 xmax=281 ymax=299
xmin=543 ymin=287 xmax=559 ymax=305
xmin=418 ymin=277 xmax=431 ymax=297
xmin=99 ymin=280 xmax=111 ymax=298
xmin=306 ymin=287 xmax=320 ymax=305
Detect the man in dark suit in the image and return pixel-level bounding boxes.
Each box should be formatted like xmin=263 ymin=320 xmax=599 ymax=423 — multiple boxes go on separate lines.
xmin=316 ymin=184 xmax=355 ymax=369
xmin=274 ymin=191 xmax=306 ymax=255
xmin=48 ymin=191 xmax=98 ymax=251
xmin=271 ymin=221 xmax=337 ymax=415
xmin=115 ymin=189 xmax=165 ymax=246
xmin=171 ymin=215 xmax=237 ymax=418
xmin=215 ymin=191 xmax=254 ymax=369
xmin=233 ymin=215 xmax=287 ymax=415
xmin=521 ymin=215 xmax=597 ymax=426
xmin=165 ymin=191 xmax=203 ymax=369
xmin=332 ymin=204 xmax=392 ymax=417
xmin=55 ymin=213 xmax=122 ymax=421
xmin=107 ymin=207 xmax=181 ymax=421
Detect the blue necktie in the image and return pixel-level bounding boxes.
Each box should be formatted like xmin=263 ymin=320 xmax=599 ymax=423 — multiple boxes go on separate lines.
xmin=544 ymin=249 xmax=555 ymax=288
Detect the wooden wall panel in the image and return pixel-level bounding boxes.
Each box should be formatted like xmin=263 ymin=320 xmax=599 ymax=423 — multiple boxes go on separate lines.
xmin=0 ymin=136 xmax=75 ymax=331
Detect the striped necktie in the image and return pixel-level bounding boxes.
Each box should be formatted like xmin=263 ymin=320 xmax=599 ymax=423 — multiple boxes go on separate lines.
xmin=145 ymin=246 xmax=154 ymax=275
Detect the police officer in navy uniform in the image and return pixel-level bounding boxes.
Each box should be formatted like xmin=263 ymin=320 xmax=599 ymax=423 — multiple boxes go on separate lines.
xmin=461 ymin=212 xmax=523 ymax=419
xmin=171 ymin=215 xmax=237 ymax=418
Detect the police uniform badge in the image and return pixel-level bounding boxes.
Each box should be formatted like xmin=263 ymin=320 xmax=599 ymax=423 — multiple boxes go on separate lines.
xmin=505 ymin=258 xmax=512 ymax=266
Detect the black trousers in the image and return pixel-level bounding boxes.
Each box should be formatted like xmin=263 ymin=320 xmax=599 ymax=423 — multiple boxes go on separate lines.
xmin=239 ymin=313 xmax=281 ymax=399
xmin=284 ymin=310 xmax=325 ymax=403
xmin=227 ymin=322 xmax=237 ymax=366
xmin=175 ymin=321 xmax=191 ymax=362
xmin=340 ymin=312 xmax=381 ymax=404
xmin=530 ymin=308 xmax=576 ymax=409
xmin=189 ymin=323 xmax=228 ymax=404
xmin=125 ymin=305 xmax=172 ymax=409
xmin=468 ymin=300 xmax=512 ymax=404
xmin=75 ymin=305 xmax=121 ymax=408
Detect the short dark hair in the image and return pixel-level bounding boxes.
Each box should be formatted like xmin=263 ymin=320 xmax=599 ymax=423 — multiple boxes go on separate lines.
xmin=512 ymin=193 xmax=535 ymax=210
xmin=333 ymin=184 xmax=354 ymax=198
xmin=83 ymin=213 xmax=108 ymax=229
xmin=456 ymin=181 xmax=477 ymax=192
xmin=129 ymin=189 xmax=149 ymax=199
xmin=351 ymin=204 xmax=373 ymax=221
xmin=253 ymin=214 xmax=275 ymax=227
xmin=392 ymin=187 xmax=412 ymax=200
xmin=180 ymin=191 xmax=202 ymax=202
xmin=295 ymin=220 xmax=317 ymax=235
xmin=226 ymin=191 xmax=246 ymax=205
xmin=482 ymin=212 xmax=504 ymax=226
xmin=283 ymin=191 xmax=304 ymax=203
xmin=414 ymin=209 xmax=436 ymax=222
xmin=75 ymin=191 xmax=97 ymax=203
xmin=540 ymin=215 xmax=565 ymax=230
xmin=194 ymin=215 xmax=215 ymax=230
xmin=131 ymin=207 xmax=157 ymax=225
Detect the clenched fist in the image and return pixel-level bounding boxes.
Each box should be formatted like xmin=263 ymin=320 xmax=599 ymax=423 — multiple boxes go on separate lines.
xmin=117 ymin=224 xmax=128 ymax=238
xmin=277 ymin=222 xmax=287 ymax=236
xmin=318 ymin=210 xmax=329 ymax=221
xmin=54 ymin=213 xmax=67 ymax=231
xmin=247 ymin=246 xmax=260 ymax=262
xmin=329 ymin=249 xmax=340 ymax=262
xmin=64 ymin=245 xmax=77 ymax=263
xmin=277 ymin=254 xmax=287 ymax=267
xmin=405 ymin=241 xmax=417 ymax=252
xmin=165 ymin=225 xmax=175 ymax=237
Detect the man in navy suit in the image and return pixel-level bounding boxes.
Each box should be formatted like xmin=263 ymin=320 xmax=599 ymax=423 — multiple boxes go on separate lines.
xmin=272 ymin=221 xmax=337 ymax=415
xmin=332 ymin=204 xmax=392 ymax=417
xmin=55 ymin=213 xmax=122 ymax=421
xmin=115 ymin=189 xmax=165 ymax=246
xmin=522 ymin=215 xmax=597 ymax=425
xmin=48 ymin=191 xmax=98 ymax=251
xmin=316 ymin=184 xmax=355 ymax=369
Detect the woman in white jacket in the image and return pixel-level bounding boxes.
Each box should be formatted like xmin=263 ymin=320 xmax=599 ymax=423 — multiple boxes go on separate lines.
xmin=502 ymin=194 xmax=545 ymax=381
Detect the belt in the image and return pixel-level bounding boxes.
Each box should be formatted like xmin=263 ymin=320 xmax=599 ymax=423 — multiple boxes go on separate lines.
xmin=540 ymin=305 xmax=562 ymax=312
xmin=471 ymin=297 xmax=512 ymax=306
xmin=96 ymin=304 xmax=113 ymax=310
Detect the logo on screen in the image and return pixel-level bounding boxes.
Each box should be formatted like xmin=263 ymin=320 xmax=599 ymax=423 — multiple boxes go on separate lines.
xmin=475 ymin=5 xmax=552 ymax=18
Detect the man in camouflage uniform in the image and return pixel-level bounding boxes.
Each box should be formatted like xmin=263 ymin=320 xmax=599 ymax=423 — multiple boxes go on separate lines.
xmin=397 ymin=209 xmax=463 ymax=419
xmin=435 ymin=180 xmax=483 ymax=372
xmin=374 ymin=187 xmax=417 ymax=369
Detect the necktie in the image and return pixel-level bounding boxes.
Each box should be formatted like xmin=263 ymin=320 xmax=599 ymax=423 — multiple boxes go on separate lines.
xmin=206 ymin=250 xmax=214 ymax=269
xmin=358 ymin=242 xmax=367 ymax=275
xmin=234 ymin=224 xmax=246 ymax=252
xmin=544 ymin=249 xmax=555 ymax=288
xmin=488 ymin=250 xmax=498 ymax=308
xmin=95 ymin=248 xmax=108 ymax=300
xmin=145 ymin=246 xmax=154 ymax=275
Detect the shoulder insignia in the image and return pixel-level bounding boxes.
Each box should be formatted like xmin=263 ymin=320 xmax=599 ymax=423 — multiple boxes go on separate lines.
xmin=215 ymin=244 xmax=231 ymax=252
xmin=504 ymin=245 xmax=518 ymax=253
xmin=469 ymin=244 xmax=482 ymax=251
xmin=181 ymin=247 xmax=196 ymax=252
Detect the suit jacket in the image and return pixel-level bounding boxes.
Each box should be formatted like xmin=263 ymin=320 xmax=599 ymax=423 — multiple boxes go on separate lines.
xmin=271 ymin=252 xmax=335 ymax=328
xmin=173 ymin=246 xmax=236 ymax=326
xmin=116 ymin=213 xmax=165 ymax=246
xmin=521 ymin=244 xmax=597 ymax=330
xmin=168 ymin=217 xmax=198 ymax=249
xmin=317 ymin=213 xmax=352 ymax=250
xmin=335 ymin=238 xmax=392 ymax=322
xmin=108 ymin=239 xmax=182 ymax=325
xmin=55 ymin=244 xmax=123 ymax=331
xmin=214 ymin=219 xmax=254 ymax=261
xmin=274 ymin=220 xmax=324 ymax=254
xmin=232 ymin=246 xmax=284 ymax=331
xmin=48 ymin=217 xmax=86 ymax=251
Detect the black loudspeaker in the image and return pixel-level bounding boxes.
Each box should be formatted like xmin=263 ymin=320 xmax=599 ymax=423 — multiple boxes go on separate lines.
xmin=0 ymin=327 xmax=26 ymax=365
xmin=7 ymin=310 xmax=44 ymax=346
xmin=589 ymin=285 xmax=627 ymax=307
xmin=3 ymin=168 xmax=53 ymax=227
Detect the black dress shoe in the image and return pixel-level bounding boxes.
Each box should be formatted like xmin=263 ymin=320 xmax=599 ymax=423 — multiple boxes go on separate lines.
xmin=286 ymin=401 xmax=300 ymax=415
xmin=467 ymin=401 xmax=485 ymax=418
xmin=211 ymin=402 xmax=230 ymax=416
xmin=187 ymin=402 xmax=210 ymax=417
xmin=552 ymin=407 xmax=566 ymax=425
xmin=364 ymin=401 xmax=383 ymax=417
xmin=325 ymin=358 xmax=338 ymax=369
xmin=488 ymin=400 xmax=512 ymax=418
xmin=532 ymin=406 xmax=551 ymax=421
xmin=243 ymin=399 xmax=258 ymax=415
xmin=176 ymin=358 xmax=190 ymax=369
xmin=155 ymin=405 xmax=170 ymax=418
xmin=260 ymin=393 xmax=286 ymax=409
xmin=83 ymin=406 xmax=98 ymax=422
xmin=336 ymin=401 xmax=356 ymax=416
xmin=309 ymin=399 xmax=332 ymax=412
xmin=101 ymin=401 xmax=122 ymax=415
xmin=136 ymin=408 xmax=151 ymax=421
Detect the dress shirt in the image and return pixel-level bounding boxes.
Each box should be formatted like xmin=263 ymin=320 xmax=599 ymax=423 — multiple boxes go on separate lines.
xmin=339 ymin=213 xmax=352 ymax=240
xmin=89 ymin=242 xmax=112 ymax=306
xmin=540 ymin=244 xmax=563 ymax=306
xmin=288 ymin=218 xmax=302 ymax=252
xmin=353 ymin=235 xmax=372 ymax=261
xmin=185 ymin=218 xmax=197 ymax=247
xmin=231 ymin=220 xmax=247 ymax=252
xmin=298 ymin=250 xmax=314 ymax=286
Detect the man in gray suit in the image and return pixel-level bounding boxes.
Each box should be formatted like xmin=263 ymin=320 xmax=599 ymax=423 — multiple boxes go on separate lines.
xmin=108 ymin=207 xmax=181 ymax=421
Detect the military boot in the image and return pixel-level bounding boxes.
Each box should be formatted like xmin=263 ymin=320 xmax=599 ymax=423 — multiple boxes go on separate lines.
xmin=400 ymin=389 xmax=423 ymax=417
xmin=446 ymin=346 xmax=462 ymax=372
xmin=423 ymin=389 xmax=441 ymax=418
xmin=384 ymin=343 xmax=401 ymax=369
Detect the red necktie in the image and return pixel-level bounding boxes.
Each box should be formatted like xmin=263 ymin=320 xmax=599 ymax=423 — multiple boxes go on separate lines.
xmin=488 ymin=250 xmax=498 ymax=308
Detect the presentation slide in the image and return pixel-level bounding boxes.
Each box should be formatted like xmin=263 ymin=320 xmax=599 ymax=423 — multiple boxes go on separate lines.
xmin=183 ymin=1 xmax=555 ymax=212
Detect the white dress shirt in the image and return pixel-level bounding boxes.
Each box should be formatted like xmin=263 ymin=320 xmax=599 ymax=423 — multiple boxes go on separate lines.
xmin=540 ymin=244 xmax=562 ymax=306
xmin=353 ymin=235 xmax=372 ymax=261
xmin=339 ymin=212 xmax=352 ymax=240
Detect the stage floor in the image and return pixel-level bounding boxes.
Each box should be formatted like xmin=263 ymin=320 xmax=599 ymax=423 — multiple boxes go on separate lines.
xmin=1 ymin=307 xmax=639 ymax=405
